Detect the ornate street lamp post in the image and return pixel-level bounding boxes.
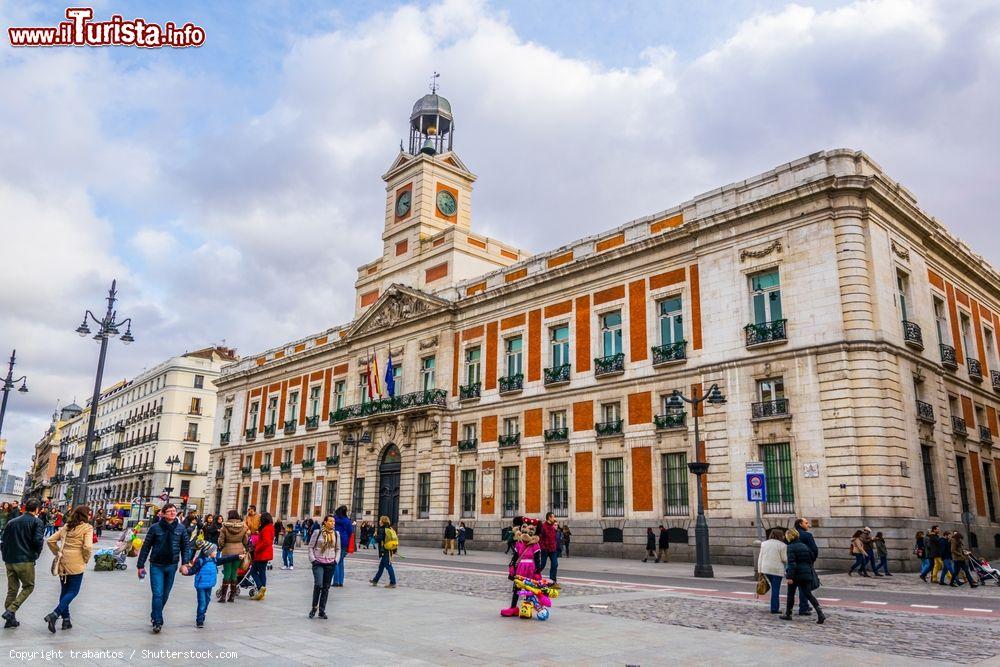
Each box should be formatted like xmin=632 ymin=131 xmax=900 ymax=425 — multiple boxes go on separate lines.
xmin=668 ymin=383 xmax=727 ymax=578
xmin=0 ymin=349 xmax=29 ymax=439
xmin=345 ymin=429 xmax=371 ymax=519
xmin=164 ymin=455 xmax=181 ymax=497
xmin=74 ymin=280 xmax=134 ymax=505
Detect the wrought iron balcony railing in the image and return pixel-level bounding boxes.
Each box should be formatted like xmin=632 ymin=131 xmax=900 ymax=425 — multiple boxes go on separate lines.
xmin=458 ymin=438 xmax=478 ymax=452
xmin=939 ymin=344 xmax=958 ymax=369
xmin=245 ymin=427 xmax=257 ymax=441
xmin=651 ymin=341 xmax=687 ymax=365
xmin=305 ymin=415 xmax=320 ymax=430
xmin=751 ymin=398 xmax=790 ymax=420
xmin=326 ymin=455 xmax=340 ymax=466
xmin=302 ymin=459 xmax=316 ymax=469
xmin=595 ymin=419 xmax=624 ymax=437
xmin=498 ymin=432 xmax=521 ymax=448
xmin=280 ymin=461 xmax=292 ymax=472
xmin=915 ymin=400 xmax=935 ymax=424
xmin=215 ymin=469 xmax=225 ymax=479
xmin=284 ymin=420 xmax=297 ymax=435
xmin=653 ymin=412 xmax=686 ymax=430
xmin=745 ymin=319 xmax=788 ymax=347
xmin=543 ymin=427 xmax=568 ymax=443
xmin=241 ymin=466 xmax=252 ymax=476
xmin=263 ymin=424 xmax=277 ymax=437
xmin=902 ymin=320 xmax=924 ymax=349
xmin=543 ymin=364 xmax=571 ymax=386
xmin=594 ymin=352 xmax=625 ymax=377
xmin=968 ymin=358 xmax=984 ymax=382
xmin=220 ymin=432 xmax=231 ymax=445
xmin=329 ymin=389 xmax=448 ymax=423
xmin=499 ymin=373 xmax=524 ymax=394
xmin=992 ymin=370 xmax=1000 ymax=393
xmin=980 ymin=425 xmax=993 ymax=444
xmin=952 ymin=415 xmax=968 ymax=437
xmin=459 ymin=382 xmax=481 ymax=400
xmin=260 ymin=464 xmax=272 ymax=474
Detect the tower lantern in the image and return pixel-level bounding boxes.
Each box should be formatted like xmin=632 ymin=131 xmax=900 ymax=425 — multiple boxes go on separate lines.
xmin=408 ymin=73 xmax=453 ymax=156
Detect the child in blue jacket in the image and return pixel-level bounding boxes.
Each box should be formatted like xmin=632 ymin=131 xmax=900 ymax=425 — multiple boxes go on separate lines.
xmin=186 ymin=541 xmax=240 ymax=627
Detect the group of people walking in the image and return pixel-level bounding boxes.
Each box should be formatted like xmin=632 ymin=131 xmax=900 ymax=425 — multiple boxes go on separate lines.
xmin=847 ymin=527 xmax=893 ymax=577
xmin=915 ymin=526 xmax=980 ymax=587
xmin=757 ymin=518 xmax=827 ymax=623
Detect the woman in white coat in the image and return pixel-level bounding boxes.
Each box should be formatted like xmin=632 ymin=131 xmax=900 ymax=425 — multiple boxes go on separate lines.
xmin=758 ymin=527 xmax=788 ymax=614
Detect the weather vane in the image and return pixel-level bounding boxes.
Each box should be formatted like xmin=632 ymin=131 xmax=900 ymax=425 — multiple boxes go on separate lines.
xmin=429 ymin=71 xmax=440 ymax=94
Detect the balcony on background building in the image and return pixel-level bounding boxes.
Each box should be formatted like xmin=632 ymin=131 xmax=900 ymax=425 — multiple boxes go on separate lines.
xmin=499 ymin=373 xmax=524 ymax=395
xmin=305 ymin=415 xmax=320 ymax=430
xmin=283 ymin=420 xmax=296 ymax=435
xmin=902 ymin=321 xmax=924 ymax=350
xmin=653 ymin=411 xmax=686 ymax=430
xmin=326 ymin=455 xmax=340 ymax=466
xmin=952 ymin=415 xmax=968 ymax=437
xmin=651 ymin=341 xmax=687 ymax=366
xmin=751 ymin=398 xmax=791 ymax=420
xmin=745 ymin=319 xmax=788 ymax=348
xmin=280 ymin=461 xmax=292 ymax=472
xmin=543 ymin=364 xmax=571 ymax=386
xmin=543 ymin=427 xmax=568 ymax=443
xmin=241 ymin=466 xmax=252 ymax=477
xmin=263 ymin=424 xmax=277 ymax=437
xmin=915 ymin=400 xmax=935 ymax=424
xmin=458 ymin=438 xmax=478 ymax=452
xmin=594 ymin=353 xmax=625 ymax=378
xmin=245 ymin=427 xmax=257 ymax=441
xmin=981 ymin=425 xmax=993 ymax=444
xmin=498 ymin=432 xmax=521 ymax=448
xmin=595 ymin=419 xmax=624 ymax=437
xmin=991 ymin=370 xmax=1000 ymax=393
xmin=259 ymin=464 xmax=271 ymax=474
xmin=329 ymin=389 xmax=448 ymax=424
xmin=459 ymin=382 xmax=481 ymax=401
xmin=220 ymin=432 xmax=231 ymax=445
xmin=302 ymin=459 xmax=316 ymax=469
xmin=215 ymin=469 xmax=225 ymax=479
xmin=968 ymin=358 xmax=984 ymax=382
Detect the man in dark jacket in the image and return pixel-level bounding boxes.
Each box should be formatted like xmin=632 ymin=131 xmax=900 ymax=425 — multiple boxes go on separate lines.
xmin=443 ymin=520 xmax=457 ymax=555
xmin=137 ymin=504 xmax=191 ymax=633
xmin=794 ymin=518 xmax=818 ymax=615
xmin=781 ymin=528 xmax=826 ymax=623
xmin=924 ymin=526 xmax=941 ymax=582
xmin=657 ymin=525 xmax=670 ymax=562
xmin=1 ymin=499 xmax=44 ymax=628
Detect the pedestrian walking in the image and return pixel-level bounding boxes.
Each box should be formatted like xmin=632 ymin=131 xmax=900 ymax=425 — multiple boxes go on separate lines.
xmin=758 ymin=527 xmax=787 ymax=614
xmin=780 ymin=528 xmax=827 ymax=624
xmin=274 ymin=520 xmax=284 ymax=546
xmin=538 ymin=513 xmax=560 ymax=584
xmin=642 ymin=527 xmax=656 ymax=562
xmin=848 ymin=530 xmax=868 ymax=576
xmin=94 ymin=510 xmax=105 ymax=539
xmin=443 ymin=520 xmax=457 ymax=555
xmin=281 ymin=524 xmax=295 ymax=569
xmin=457 ymin=522 xmax=468 ymax=555
xmin=136 ymin=503 xmax=193 ymax=633
xmin=939 ymin=530 xmax=957 ymax=586
xmin=657 ymin=525 xmax=669 ymax=562
xmin=202 ymin=515 xmax=220 ymax=547
xmin=333 ymin=506 xmax=353 ymax=588
xmin=185 ymin=541 xmax=239 ymax=628
xmin=951 ymin=532 xmax=978 ymax=588
xmin=244 ymin=506 xmax=260 ymax=536
xmin=926 ymin=526 xmax=943 ymax=582
xmin=503 ymin=525 xmax=515 ymax=554
xmin=794 ymin=518 xmax=818 ymax=615
xmin=249 ymin=512 xmax=275 ymax=600
xmin=43 ymin=505 xmax=94 ymax=632
xmin=369 ymin=516 xmax=397 ymax=588
xmin=0 ymin=502 xmax=12 ymax=540
xmin=308 ymin=515 xmax=340 ymax=618
xmin=874 ymin=531 xmax=892 ymax=576
xmin=217 ymin=510 xmax=248 ymax=603
xmin=561 ymin=525 xmax=571 ymax=557
xmin=915 ymin=530 xmax=930 ymax=580
xmin=862 ymin=528 xmax=881 ymax=576
xmin=1 ymin=498 xmax=44 ymax=629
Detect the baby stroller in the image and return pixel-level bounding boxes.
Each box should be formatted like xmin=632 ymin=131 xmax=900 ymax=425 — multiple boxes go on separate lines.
xmin=968 ymin=553 xmax=1000 ymax=586
xmin=235 ymin=560 xmax=259 ymax=599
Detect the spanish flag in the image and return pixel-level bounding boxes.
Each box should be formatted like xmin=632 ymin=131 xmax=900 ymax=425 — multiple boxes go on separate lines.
xmin=367 ymin=350 xmax=383 ymax=400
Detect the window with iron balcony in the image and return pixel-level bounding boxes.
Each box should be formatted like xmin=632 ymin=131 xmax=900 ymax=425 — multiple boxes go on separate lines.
xmin=546 ymin=325 xmax=571 ymax=385
xmin=751 ymin=378 xmax=789 ymax=420
xmin=967 ymin=357 xmax=984 ymax=382
xmin=746 ymin=269 xmax=787 ymax=347
xmin=500 ymin=336 xmax=524 ymax=393
xmin=595 ymin=311 xmax=625 ymax=377
xmin=915 ymin=400 xmax=935 ymax=424
xmin=939 ymin=344 xmax=958 ymax=370
xmin=952 ymin=415 xmax=968 ymax=437
xmin=459 ymin=381 xmax=481 ymax=401
xmin=305 ymin=414 xmax=320 ymax=430
xmin=979 ymin=424 xmax=993 ymax=443
xmin=462 ymin=347 xmax=482 ymax=400
xmin=283 ymin=419 xmax=296 ymax=435
xmin=653 ymin=296 xmax=686 ymax=365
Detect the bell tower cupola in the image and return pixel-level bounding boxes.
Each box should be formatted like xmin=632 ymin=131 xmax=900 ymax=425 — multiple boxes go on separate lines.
xmin=409 ymin=73 xmax=453 ymax=156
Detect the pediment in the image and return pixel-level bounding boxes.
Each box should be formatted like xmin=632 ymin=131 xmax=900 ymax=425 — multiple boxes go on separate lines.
xmin=349 ymin=284 xmax=453 ymax=338
xmin=384 ymin=151 xmax=414 ymax=175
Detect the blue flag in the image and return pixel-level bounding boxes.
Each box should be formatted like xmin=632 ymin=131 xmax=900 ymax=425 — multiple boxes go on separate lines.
xmin=384 ymin=351 xmax=395 ymax=398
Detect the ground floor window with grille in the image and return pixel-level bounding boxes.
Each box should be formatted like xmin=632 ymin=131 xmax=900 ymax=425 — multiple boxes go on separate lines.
xmin=956 ymin=457 xmax=970 ymax=514
xmin=549 ymin=462 xmax=568 ymax=515
xmin=602 ymin=457 xmax=625 ymax=517
xmin=461 ymin=469 xmax=476 ymax=517
xmin=279 ymin=484 xmax=289 ymax=517
xmin=352 ymin=478 xmax=365 ymax=518
xmin=502 ymin=466 xmax=519 ymax=517
xmin=259 ymin=484 xmax=269 ymax=514
xmin=325 ymin=481 xmax=337 ymax=516
xmin=761 ymin=443 xmax=794 ymax=514
xmin=662 ymin=452 xmax=689 ymax=516
xmin=920 ymin=445 xmax=938 ymax=517
xmin=240 ymin=486 xmax=250 ymax=515
xmin=418 ymin=472 xmax=431 ymax=518
xmin=301 ymin=482 xmax=313 ymax=517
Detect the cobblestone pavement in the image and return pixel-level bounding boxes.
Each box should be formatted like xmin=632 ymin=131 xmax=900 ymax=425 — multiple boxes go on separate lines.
xmin=568 ymin=592 xmax=1000 ymax=664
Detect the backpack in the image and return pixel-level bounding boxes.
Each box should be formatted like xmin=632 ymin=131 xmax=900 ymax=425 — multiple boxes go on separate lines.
xmin=383 ymin=527 xmax=399 ymax=552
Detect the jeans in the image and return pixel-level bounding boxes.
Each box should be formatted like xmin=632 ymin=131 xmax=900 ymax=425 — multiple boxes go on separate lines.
xmin=940 ymin=558 xmax=956 ymax=583
xmin=955 ymin=559 xmax=976 ymax=585
xmin=312 ymin=562 xmax=335 ymax=587
xmin=149 ymin=563 xmax=177 ymax=625
xmin=195 ymin=587 xmax=212 ymax=624
xmin=848 ymin=553 xmax=867 ymax=574
xmin=876 ymin=554 xmax=890 ymax=575
xmin=372 ymin=552 xmax=396 ymax=585
xmin=538 ymin=549 xmax=559 ymax=582
xmin=334 ymin=550 xmax=346 ymax=586
xmin=457 ymin=539 xmax=467 ymax=555
xmin=865 ymin=549 xmax=878 ymax=573
xmin=4 ymin=562 xmax=36 ymax=612
xmin=786 ymin=577 xmax=820 ymax=614
xmin=564 ymin=541 xmax=570 ymax=557
xmin=282 ymin=548 xmax=294 ymax=567
xmin=53 ymin=573 xmax=83 ymax=619
xmin=250 ymin=561 xmax=267 ymax=588
xmin=766 ymin=574 xmax=784 ymax=613
xmin=919 ymin=558 xmax=932 ymax=577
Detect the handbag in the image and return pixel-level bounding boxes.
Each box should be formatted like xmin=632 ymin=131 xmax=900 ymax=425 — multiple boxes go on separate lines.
xmin=810 ymin=570 xmax=822 ymax=591
xmin=755 ymin=574 xmax=770 ymax=596
xmin=348 ymin=533 xmax=356 ymax=554
xmin=50 ymin=527 xmax=66 ymax=577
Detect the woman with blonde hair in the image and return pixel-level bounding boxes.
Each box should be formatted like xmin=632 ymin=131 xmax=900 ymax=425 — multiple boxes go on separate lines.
xmin=780 ymin=527 xmax=826 ymax=624
xmin=308 ymin=515 xmax=340 ymax=618
xmin=369 ymin=515 xmax=397 ymax=588
xmin=44 ymin=505 xmax=93 ymax=632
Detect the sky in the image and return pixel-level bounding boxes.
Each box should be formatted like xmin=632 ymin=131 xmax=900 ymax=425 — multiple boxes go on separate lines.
xmin=1 ymin=0 xmax=999 ymax=477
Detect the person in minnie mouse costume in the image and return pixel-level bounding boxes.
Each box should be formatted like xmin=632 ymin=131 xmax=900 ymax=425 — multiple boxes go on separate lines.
xmin=500 ymin=516 xmax=543 ymax=617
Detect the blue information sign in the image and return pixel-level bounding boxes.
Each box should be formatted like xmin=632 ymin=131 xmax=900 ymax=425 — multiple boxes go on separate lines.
xmin=746 ymin=472 xmax=767 ymax=503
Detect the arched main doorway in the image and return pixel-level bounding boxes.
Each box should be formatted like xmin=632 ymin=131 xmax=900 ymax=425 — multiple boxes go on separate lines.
xmin=378 ymin=444 xmax=402 ymax=526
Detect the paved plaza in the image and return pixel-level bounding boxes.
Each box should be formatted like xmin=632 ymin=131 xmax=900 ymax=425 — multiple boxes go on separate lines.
xmin=2 ymin=539 xmax=1000 ymax=666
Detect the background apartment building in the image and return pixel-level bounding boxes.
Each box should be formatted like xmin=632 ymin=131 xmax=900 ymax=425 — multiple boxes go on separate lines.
xmin=210 ymin=92 xmax=1000 ymax=569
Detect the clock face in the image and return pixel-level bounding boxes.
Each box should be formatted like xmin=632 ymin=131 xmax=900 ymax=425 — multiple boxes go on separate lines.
xmin=395 ymin=190 xmax=411 ymax=217
xmin=436 ymin=190 xmax=457 ymax=217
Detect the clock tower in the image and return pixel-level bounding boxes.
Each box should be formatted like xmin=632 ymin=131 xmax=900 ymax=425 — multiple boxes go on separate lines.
xmin=354 ymin=87 xmax=528 ymax=315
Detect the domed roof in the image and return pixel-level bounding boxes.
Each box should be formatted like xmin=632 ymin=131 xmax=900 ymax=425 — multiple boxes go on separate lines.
xmin=411 ymin=93 xmax=452 ymax=119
